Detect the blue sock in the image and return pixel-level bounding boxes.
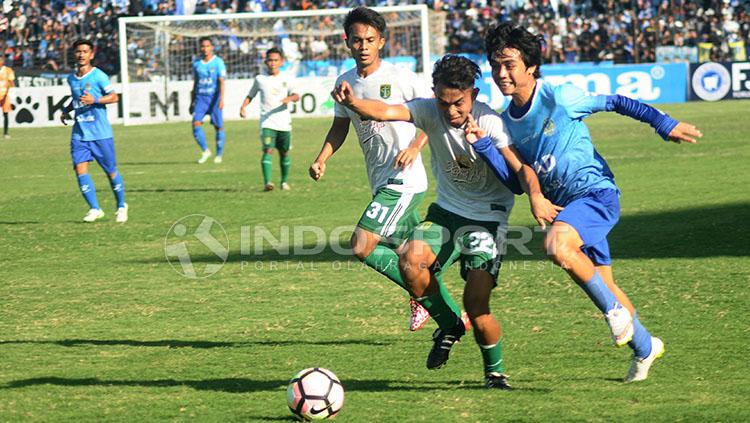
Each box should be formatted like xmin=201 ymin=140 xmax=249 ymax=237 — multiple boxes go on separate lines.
xmin=109 ymin=171 xmax=125 ymax=208
xmin=77 ymin=174 xmax=100 ymax=210
xmin=193 ymin=126 xmax=208 ymax=151
xmin=216 ymin=130 xmax=225 ymax=156
xmin=628 ymin=314 xmax=653 ymax=358
xmin=579 ymin=271 xmax=618 ymax=314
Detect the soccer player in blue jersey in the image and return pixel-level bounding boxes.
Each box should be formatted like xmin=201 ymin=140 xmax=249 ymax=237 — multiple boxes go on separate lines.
xmin=61 ymin=39 xmax=127 ymax=223
xmin=474 ymin=23 xmax=702 ymax=382
xmin=190 ymin=37 xmax=227 ymax=164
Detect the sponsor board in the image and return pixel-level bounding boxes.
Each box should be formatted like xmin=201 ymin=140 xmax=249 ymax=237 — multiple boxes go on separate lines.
xmin=689 ymin=61 xmax=750 ymax=101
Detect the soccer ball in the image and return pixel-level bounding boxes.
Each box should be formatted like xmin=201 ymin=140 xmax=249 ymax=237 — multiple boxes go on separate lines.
xmin=286 ymin=367 xmax=344 ymax=421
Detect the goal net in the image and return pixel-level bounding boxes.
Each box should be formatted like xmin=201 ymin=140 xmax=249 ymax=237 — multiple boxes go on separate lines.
xmin=117 ymin=5 xmax=430 ymax=125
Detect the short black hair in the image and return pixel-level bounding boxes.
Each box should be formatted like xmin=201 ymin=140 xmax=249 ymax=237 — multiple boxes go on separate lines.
xmin=72 ymin=39 xmax=94 ymax=51
xmin=485 ymin=23 xmax=544 ymax=79
xmin=199 ymin=36 xmax=212 ymax=45
xmin=266 ymin=47 xmax=284 ymax=59
xmin=432 ymin=55 xmax=481 ymax=90
xmin=343 ymin=7 xmax=386 ymax=39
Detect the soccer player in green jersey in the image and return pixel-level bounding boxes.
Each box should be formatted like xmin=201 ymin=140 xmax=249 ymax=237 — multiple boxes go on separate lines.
xmin=333 ymin=54 xmax=559 ymax=388
xmin=240 ymin=47 xmax=300 ymax=191
xmin=309 ymin=7 xmax=466 ymax=333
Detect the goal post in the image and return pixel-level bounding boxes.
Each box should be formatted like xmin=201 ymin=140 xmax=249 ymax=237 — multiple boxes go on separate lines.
xmin=117 ymin=5 xmax=431 ymax=126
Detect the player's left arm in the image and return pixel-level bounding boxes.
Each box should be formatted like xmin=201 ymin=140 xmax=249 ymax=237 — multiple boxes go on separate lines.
xmin=465 ymin=115 xmax=562 ymax=229
xmin=218 ymin=77 xmax=225 ymax=110
xmin=80 ymin=74 xmax=118 ymax=105
xmin=394 ymin=131 xmax=428 ymax=170
xmin=561 ymin=85 xmax=703 ymax=144
xmin=603 ymin=94 xmax=702 ymax=143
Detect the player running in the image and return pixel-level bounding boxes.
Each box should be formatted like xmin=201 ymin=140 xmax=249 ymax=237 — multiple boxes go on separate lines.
xmin=477 ymin=23 xmax=703 ymax=382
xmin=309 ymin=7 xmax=458 ymax=333
xmin=190 ymin=37 xmax=227 ymax=164
xmin=240 ymin=47 xmax=300 ymax=191
xmin=332 ymin=54 xmax=560 ymax=389
xmin=0 ymin=55 xmax=15 ymax=139
xmin=61 ymin=39 xmax=128 ymax=223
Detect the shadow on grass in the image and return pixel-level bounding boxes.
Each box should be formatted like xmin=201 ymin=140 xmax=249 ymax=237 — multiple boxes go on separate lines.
xmin=505 ymin=202 xmax=750 ymax=261
xmin=1 ymin=377 xmax=504 ymax=393
xmin=0 ymin=338 xmax=393 ymax=348
xmin=129 ymin=188 xmax=242 ymax=193
xmin=0 ymin=221 xmax=40 ymax=225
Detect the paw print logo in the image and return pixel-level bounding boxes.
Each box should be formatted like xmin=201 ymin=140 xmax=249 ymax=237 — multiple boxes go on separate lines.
xmin=12 ymin=96 xmax=40 ymax=124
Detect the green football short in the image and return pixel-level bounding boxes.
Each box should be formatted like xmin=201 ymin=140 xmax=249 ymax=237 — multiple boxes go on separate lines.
xmin=261 ymin=128 xmax=292 ymax=152
xmin=356 ymin=188 xmax=425 ymax=248
xmin=409 ymin=203 xmax=503 ymax=283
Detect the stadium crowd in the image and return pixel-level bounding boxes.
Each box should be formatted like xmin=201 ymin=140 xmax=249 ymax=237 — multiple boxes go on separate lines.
xmin=1 ymin=0 xmax=748 ymax=75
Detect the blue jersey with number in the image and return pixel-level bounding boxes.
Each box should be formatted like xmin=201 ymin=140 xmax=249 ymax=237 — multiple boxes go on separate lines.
xmin=501 ymin=81 xmax=618 ymax=206
xmin=192 ymin=56 xmax=226 ymax=98
xmin=67 ymin=67 xmax=114 ymax=141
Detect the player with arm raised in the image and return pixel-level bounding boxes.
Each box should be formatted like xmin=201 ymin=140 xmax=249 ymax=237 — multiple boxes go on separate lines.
xmin=60 ymin=39 xmax=128 ymax=223
xmin=333 ymin=54 xmax=560 ymax=388
xmin=190 ymin=37 xmax=226 ymax=164
xmin=240 ymin=47 xmax=300 ymax=191
xmin=482 ymin=23 xmax=703 ymax=382
xmin=309 ymin=7 xmax=463 ymax=333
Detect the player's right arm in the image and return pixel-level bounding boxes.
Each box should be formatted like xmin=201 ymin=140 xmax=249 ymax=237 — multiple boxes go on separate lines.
xmin=332 ymin=81 xmax=412 ymax=122
xmin=309 ymin=117 xmax=350 ymax=181
xmin=241 ymin=79 xmax=259 ymax=119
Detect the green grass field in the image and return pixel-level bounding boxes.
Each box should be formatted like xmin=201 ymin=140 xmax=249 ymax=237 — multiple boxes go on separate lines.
xmin=1 ymin=100 xmax=749 ymax=422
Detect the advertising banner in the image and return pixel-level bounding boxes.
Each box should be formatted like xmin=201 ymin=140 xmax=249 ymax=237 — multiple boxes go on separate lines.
xmin=689 ymin=61 xmax=750 ymax=101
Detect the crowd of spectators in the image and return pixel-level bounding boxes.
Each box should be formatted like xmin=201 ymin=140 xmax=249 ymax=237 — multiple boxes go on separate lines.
xmin=1 ymin=0 xmax=748 ymax=76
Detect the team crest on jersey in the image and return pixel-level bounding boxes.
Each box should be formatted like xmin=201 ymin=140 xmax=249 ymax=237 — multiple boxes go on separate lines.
xmin=380 ymin=84 xmax=391 ymax=99
xmin=543 ymin=118 xmax=556 ymax=136
xmin=84 ymin=83 xmax=92 ymax=92
xmin=446 ymin=155 xmax=483 ymax=184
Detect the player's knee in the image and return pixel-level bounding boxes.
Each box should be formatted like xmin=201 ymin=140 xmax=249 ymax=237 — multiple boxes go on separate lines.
xmin=193 ymin=121 xmax=202 ymax=128
xmin=350 ymin=233 xmax=374 ymax=261
xmin=398 ymin=245 xmax=427 ymax=277
xmin=463 ymin=295 xmax=490 ymax=320
xmin=545 ymin=232 xmax=576 ymax=268
xmin=263 ymin=148 xmax=274 ymax=155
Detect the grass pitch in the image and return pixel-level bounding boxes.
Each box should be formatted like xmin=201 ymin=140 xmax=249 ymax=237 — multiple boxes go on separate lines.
xmin=1 ymin=100 xmax=749 ymax=421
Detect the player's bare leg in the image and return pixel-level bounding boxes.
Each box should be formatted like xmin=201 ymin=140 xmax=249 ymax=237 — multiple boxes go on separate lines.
xmin=400 ymin=240 xmax=464 ymax=368
xmin=545 ymin=221 xmax=633 ymax=346
xmin=352 ymin=227 xmax=430 ymax=331
xmin=464 ymin=269 xmax=511 ymax=389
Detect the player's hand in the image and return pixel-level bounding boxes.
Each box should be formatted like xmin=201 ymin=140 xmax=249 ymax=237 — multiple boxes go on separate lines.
xmin=331 ymin=81 xmax=355 ymax=106
xmin=239 ymin=107 xmax=246 ymax=119
xmin=529 ymin=193 xmax=564 ymax=230
xmin=667 ymin=122 xmax=702 ymax=144
xmin=60 ymin=111 xmax=71 ymax=126
xmin=463 ymin=114 xmax=485 ymax=144
xmin=394 ymin=147 xmax=419 ymax=170
xmin=189 ymin=103 xmax=195 ymax=114
xmin=309 ymin=161 xmax=326 ymax=181
xmin=80 ymin=92 xmax=95 ymax=105
xmin=219 ymin=98 xmax=224 ymax=110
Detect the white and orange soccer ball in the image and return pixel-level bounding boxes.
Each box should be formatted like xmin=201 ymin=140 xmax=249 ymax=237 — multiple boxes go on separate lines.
xmin=286 ymin=367 xmax=344 ymax=421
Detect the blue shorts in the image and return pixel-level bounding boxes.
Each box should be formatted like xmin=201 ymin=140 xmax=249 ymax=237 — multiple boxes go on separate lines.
xmin=193 ymin=95 xmax=223 ymax=128
xmin=71 ymin=137 xmax=118 ymax=174
xmin=554 ymin=188 xmax=620 ymax=266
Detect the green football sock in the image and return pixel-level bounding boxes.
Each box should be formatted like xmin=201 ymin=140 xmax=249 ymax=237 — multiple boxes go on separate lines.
xmin=416 ymin=276 xmax=462 ymax=330
xmin=363 ymin=245 xmax=409 ymax=291
xmin=261 ymin=153 xmax=273 ymax=184
xmin=280 ymin=155 xmax=291 ymax=184
xmin=480 ymin=341 xmax=505 ymax=374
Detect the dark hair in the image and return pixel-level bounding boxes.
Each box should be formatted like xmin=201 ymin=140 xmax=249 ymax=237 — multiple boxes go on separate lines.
xmin=199 ymin=36 xmax=212 ymax=45
xmin=432 ymin=55 xmax=481 ymax=90
xmin=266 ymin=47 xmax=284 ymax=59
xmin=72 ymin=39 xmax=94 ymax=51
xmin=343 ymin=7 xmax=386 ymax=39
xmin=485 ymin=23 xmax=544 ymax=79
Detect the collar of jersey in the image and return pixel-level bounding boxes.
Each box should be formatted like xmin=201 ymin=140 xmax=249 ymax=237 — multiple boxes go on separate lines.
xmin=507 ymin=79 xmax=541 ymax=122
